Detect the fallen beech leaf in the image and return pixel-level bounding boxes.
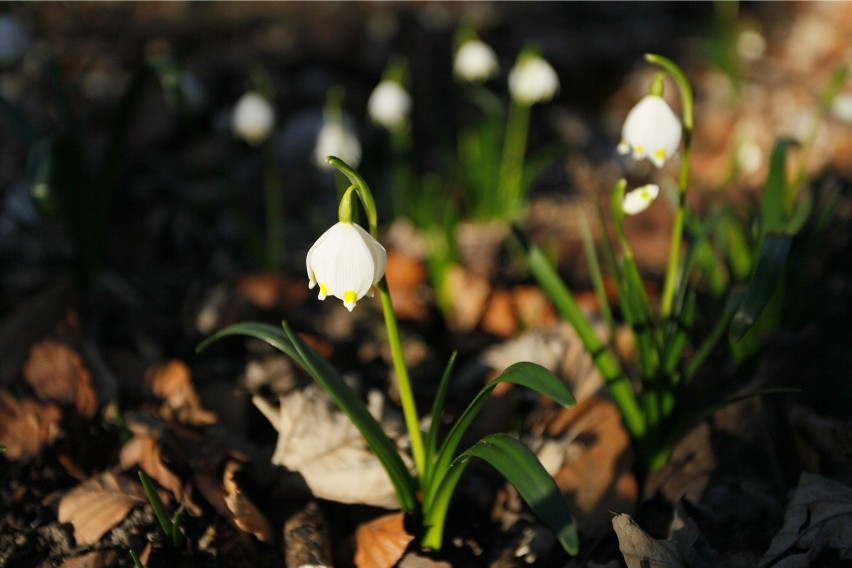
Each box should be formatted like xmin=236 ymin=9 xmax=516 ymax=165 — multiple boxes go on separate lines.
xmin=119 ymin=434 xmax=201 ymax=516
xmin=384 ymin=251 xmax=429 ymax=321
xmin=253 ymin=385 xmax=406 ymax=508
xmin=480 ymin=288 xmax=517 ymax=338
xmin=0 ymin=391 xmax=61 ymax=459
xmin=222 ymin=460 xmax=272 ymax=542
xmin=759 ymin=473 xmax=852 ymax=567
xmin=543 ymin=397 xmax=637 ymax=534
xmin=354 ymin=512 xmax=414 ymax=568
xmin=612 ymin=513 xmax=683 ymax=568
xmin=284 ymin=501 xmax=333 ymax=567
xmin=58 ymin=471 xmax=146 ymax=546
xmin=22 ymin=340 xmax=98 ymax=419
xmin=511 ymin=285 xmax=557 ymax=329
xmin=146 ymin=360 xmax=216 ymax=426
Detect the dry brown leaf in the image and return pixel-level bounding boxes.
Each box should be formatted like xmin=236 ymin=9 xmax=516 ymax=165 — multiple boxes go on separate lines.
xmin=0 ymin=391 xmax=61 ymax=459
xmin=354 ymin=512 xmax=414 ymax=568
xmin=57 ymin=471 xmax=146 ymax=546
xmin=119 ymin=434 xmax=201 ymax=516
xmin=253 ymin=385 xmax=406 ymax=508
xmin=480 ymin=288 xmax=517 ymax=338
xmin=146 ymin=360 xmax=216 ymax=426
xmin=759 ymin=473 xmax=852 ymax=567
xmin=511 ymin=285 xmax=557 ymax=330
xmin=543 ymin=397 xmax=637 ymax=535
xmin=58 ymin=550 xmax=118 ymax=568
xmin=222 ymin=460 xmax=272 ymax=542
xmin=445 ymin=264 xmax=491 ymax=332
xmin=612 ymin=513 xmax=684 ymax=568
xmin=236 ymin=273 xmax=308 ymax=310
xmin=384 ymin=251 xmax=429 ymax=321
xmin=22 ymin=340 xmax=98 ymax=419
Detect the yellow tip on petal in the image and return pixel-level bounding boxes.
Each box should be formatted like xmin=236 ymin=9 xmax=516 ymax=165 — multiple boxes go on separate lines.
xmin=654 ymin=148 xmax=666 ymax=160
xmin=343 ymin=290 xmax=357 ymax=311
xmin=318 ymin=283 xmax=328 ymax=300
xmin=634 ymin=144 xmax=644 ymax=154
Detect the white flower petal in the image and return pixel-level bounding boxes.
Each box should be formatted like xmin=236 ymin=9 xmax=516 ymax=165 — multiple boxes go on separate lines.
xmin=622 ymin=184 xmax=660 ymax=215
xmin=305 ymin=222 xmax=387 ymax=311
xmin=232 ymin=92 xmax=276 ymax=146
xmin=454 ymin=40 xmax=499 ymax=83
xmin=619 ymin=95 xmax=681 ymax=168
xmin=367 ymin=80 xmax=411 ymax=130
xmin=508 ymin=55 xmax=559 ymax=105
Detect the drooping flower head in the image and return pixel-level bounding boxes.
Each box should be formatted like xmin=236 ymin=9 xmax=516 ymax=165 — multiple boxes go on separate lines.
xmin=454 ymin=39 xmax=499 ymax=84
xmin=622 ymin=184 xmax=660 ymax=216
xmin=306 ymin=222 xmax=387 ymax=311
xmin=368 ymin=80 xmax=411 ymax=131
xmin=314 ymin=114 xmax=362 ymax=170
xmin=617 ymin=95 xmax=681 ymax=168
xmin=508 ymin=51 xmax=559 ymax=105
xmin=231 ymin=92 xmax=276 ymax=146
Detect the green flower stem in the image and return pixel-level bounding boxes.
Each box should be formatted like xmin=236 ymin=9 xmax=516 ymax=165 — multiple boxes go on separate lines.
xmin=496 ymin=98 xmax=531 ymax=219
xmin=645 ymin=54 xmax=694 ymax=320
xmin=263 ymin=141 xmax=283 ymax=271
xmin=327 ymin=156 xmax=426 ymax=478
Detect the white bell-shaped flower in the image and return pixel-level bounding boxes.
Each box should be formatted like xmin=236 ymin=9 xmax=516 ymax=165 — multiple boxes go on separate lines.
xmin=508 ymin=55 xmax=559 ymax=105
xmin=622 ymin=184 xmax=660 ymax=216
xmin=231 ymin=92 xmax=276 ymax=146
xmin=454 ymin=39 xmax=499 ymax=83
xmin=306 ymin=222 xmax=387 ymax=311
xmin=314 ymin=115 xmax=362 ymax=169
xmin=367 ymin=80 xmax=411 ymax=130
xmin=617 ymin=95 xmax=681 ymax=168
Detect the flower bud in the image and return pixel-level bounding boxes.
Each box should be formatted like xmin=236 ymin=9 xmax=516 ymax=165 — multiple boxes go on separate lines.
xmin=622 ymin=184 xmax=660 ymax=215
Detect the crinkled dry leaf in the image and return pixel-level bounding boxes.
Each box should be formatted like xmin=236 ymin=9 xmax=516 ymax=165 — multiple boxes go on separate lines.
xmin=612 ymin=513 xmax=684 ymax=568
xmin=354 ymin=512 xmax=414 ymax=568
xmin=285 ymin=501 xmax=332 ymax=567
xmin=446 ymin=264 xmax=491 ymax=332
xmin=146 ymin=360 xmax=216 ymax=426
xmin=22 ymin=340 xmax=98 ymax=418
xmin=759 ymin=473 xmax=852 ymax=567
xmin=222 ymin=460 xmax=272 ymax=542
xmin=119 ymin=434 xmax=201 ymax=516
xmin=0 ymin=391 xmax=61 ymax=459
xmin=58 ymin=471 xmax=146 ymax=546
xmin=539 ymin=397 xmax=637 ymax=535
xmin=253 ymin=385 xmax=405 ymax=508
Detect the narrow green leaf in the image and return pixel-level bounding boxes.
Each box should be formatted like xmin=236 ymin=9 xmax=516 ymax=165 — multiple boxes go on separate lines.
xmin=423 ymin=434 xmax=578 ymax=555
xmin=197 ymin=321 xmax=418 ymax=513
xmin=579 ymin=212 xmax=614 ymax=332
xmin=424 ymin=362 xmax=574 ymax=510
xmin=138 ymin=470 xmax=182 ymax=548
xmin=729 ymin=233 xmax=791 ymax=343
xmin=761 ymin=139 xmax=798 ymax=236
xmin=423 ymin=352 xmax=458 ymax=489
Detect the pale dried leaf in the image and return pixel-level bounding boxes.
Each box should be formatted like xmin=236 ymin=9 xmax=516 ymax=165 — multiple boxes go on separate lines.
xmin=759 ymin=473 xmax=852 ymax=567
xmin=146 ymin=360 xmax=216 ymax=426
xmin=0 ymin=391 xmax=61 ymax=459
xmin=22 ymin=340 xmax=98 ymax=418
xmin=222 ymin=460 xmax=272 ymax=542
xmin=354 ymin=512 xmax=414 ymax=568
xmin=612 ymin=513 xmax=684 ymax=568
xmin=57 ymin=471 xmax=146 ymax=546
xmin=445 ymin=264 xmax=491 ymax=332
xmin=253 ymin=385 xmax=405 ymax=508
xmin=119 ymin=434 xmax=201 ymax=516
xmin=58 ymin=550 xmax=118 ymax=568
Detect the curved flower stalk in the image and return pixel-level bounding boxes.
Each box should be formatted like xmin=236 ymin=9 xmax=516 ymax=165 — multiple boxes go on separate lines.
xmin=306 ymin=221 xmax=386 ymax=311
xmin=454 ymin=39 xmax=499 ymax=84
xmin=231 ymin=91 xmax=276 ymax=146
xmin=617 ymin=95 xmax=682 ymax=168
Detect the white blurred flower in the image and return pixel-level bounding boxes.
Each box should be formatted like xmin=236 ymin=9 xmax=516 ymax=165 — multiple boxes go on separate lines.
xmin=454 ymin=39 xmax=499 ymax=83
xmin=367 ymin=80 xmax=411 ymax=130
xmin=306 ymin=221 xmax=387 ymax=311
xmin=617 ymin=95 xmax=682 ymax=168
xmin=832 ymin=92 xmax=852 ymax=125
xmin=314 ymin=114 xmax=362 ymax=169
xmin=231 ymin=92 xmax=276 ymax=146
xmin=622 ymin=184 xmax=660 ymax=215
xmin=0 ymin=16 xmax=30 ymax=68
xmin=508 ymin=54 xmax=559 ymax=105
